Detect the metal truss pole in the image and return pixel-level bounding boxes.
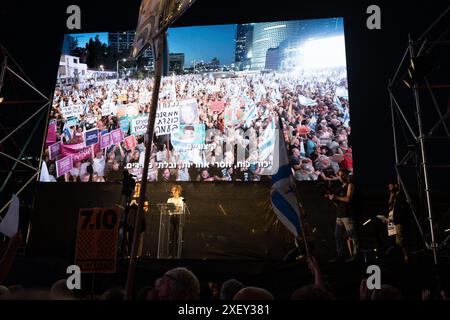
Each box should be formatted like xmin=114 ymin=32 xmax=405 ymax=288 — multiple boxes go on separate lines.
xmin=389 ymin=81 xmax=426 ymax=241
xmin=408 ymin=34 xmax=438 ymax=265
xmin=0 ymin=111 xmax=45 ymax=192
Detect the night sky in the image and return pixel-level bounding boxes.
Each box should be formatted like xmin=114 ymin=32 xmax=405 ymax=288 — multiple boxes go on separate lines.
xmin=74 ymin=32 xmax=108 ymax=47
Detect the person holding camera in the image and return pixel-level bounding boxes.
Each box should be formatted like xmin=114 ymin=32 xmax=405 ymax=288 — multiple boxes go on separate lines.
xmin=326 ymin=169 xmax=359 ymax=262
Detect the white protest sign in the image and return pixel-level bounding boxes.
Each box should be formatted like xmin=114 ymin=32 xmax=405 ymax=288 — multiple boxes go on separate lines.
xmin=101 ymin=102 xmax=118 ymax=116
xmin=155 ymin=102 xmax=180 ymax=136
xmin=131 ymin=116 xmax=149 ymax=136
xmin=61 ymin=104 xmax=83 ymax=118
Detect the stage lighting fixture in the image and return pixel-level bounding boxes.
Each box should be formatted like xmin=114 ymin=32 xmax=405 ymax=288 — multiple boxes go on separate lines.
xmin=403 ymin=54 xmax=435 ymax=88
xmin=403 ymin=69 xmax=414 ymax=88
xmin=0 ymin=97 xmax=3 ymax=103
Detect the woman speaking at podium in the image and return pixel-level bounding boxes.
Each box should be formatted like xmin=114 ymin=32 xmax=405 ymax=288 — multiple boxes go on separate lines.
xmin=167 ymin=185 xmax=184 ymax=258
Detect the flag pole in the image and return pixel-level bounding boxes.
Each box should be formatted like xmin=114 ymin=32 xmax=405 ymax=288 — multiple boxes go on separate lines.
xmin=125 ymin=34 xmax=164 ymax=300
xmin=277 ymin=117 xmax=310 ymax=258
xmin=280 ymin=114 xmax=310 ymax=258
xmin=296 ymin=205 xmax=310 ymax=258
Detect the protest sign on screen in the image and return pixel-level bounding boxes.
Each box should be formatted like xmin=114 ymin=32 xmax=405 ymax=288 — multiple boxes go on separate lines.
xmin=179 ymin=99 xmax=199 ymax=126
xmin=46 ymin=122 xmax=57 ymax=147
xmin=48 ymin=141 xmax=61 ymax=160
xmin=131 ymin=116 xmax=149 ymax=136
xmin=84 ymin=128 xmax=99 ymax=147
xmin=61 ymin=142 xmax=100 ymax=163
xmin=155 ymin=101 xmax=180 ymax=136
xmin=101 ymin=103 xmax=118 ymax=116
xmin=171 ymin=124 xmax=205 ymax=163
xmin=56 ymin=155 xmax=73 ymax=177
xmin=224 ymin=97 xmax=244 ymax=127
xmin=111 ymin=129 xmax=125 ymax=144
xmin=124 ymin=135 xmax=137 ymax=150
xmin=209 ymin=100 xmax=225 ymax=113
xmin=119 ymin=116 xmax=131 ymax=134
xmin=61 ymin=104 xmax=83 ymax=118
xmin=100 ymin=133 xmax=112 ymax=149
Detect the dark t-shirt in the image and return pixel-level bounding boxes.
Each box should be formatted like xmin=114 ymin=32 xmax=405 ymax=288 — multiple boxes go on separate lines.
xmin=336 ymin=183 xmax=353 ymax=218
xmin=393 ymin=192 xmax=409 ymax=225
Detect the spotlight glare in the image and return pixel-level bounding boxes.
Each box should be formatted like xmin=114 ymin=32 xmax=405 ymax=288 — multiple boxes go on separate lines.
xmin=410 ymin=58 xmax=415 ymax=71
xmin=403 ymin=79 xmax=412 ymax=89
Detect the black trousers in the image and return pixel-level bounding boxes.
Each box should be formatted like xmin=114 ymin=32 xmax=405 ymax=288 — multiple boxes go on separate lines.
xmin=169 ymin=215 xmax=180 ymax=258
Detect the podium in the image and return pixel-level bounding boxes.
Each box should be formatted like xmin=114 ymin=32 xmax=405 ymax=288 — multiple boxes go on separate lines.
xmin=157 ymin=203 xmax=186 ymax=259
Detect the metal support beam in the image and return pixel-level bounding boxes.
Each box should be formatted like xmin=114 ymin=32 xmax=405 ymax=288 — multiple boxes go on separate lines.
xmin=0 ymin=111 xmax=45 ymax=192
xmin=389 ymin=89 xmax=418 ymax=140
xmin=0 ymin=101 xmax=50 ymax=145
xmin=409 ymin=34 xmax=438 ymax=264
xmin=6 ymin=66 xmax=49 ymax=101
xmin=0 ymin=151 xmax=37 ymax=171
xmin=424 ymin=78 xmax=450 ymax=137
xmin=0 ymin=55 xmax=6 ymax=95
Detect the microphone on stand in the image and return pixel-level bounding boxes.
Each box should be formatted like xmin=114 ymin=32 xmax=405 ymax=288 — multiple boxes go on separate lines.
xmin=182 ymin=198 xmax=191 ymax=215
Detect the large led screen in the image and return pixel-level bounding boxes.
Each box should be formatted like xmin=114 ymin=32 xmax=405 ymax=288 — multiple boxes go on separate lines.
xmin=40 ymin=18 xmax=352 ymax=183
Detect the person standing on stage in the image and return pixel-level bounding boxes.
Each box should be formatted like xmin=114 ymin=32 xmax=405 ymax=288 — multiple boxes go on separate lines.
xmin=379 ymin=183 xmax=410 ymax=263
xmin=326 ymin=169 xmax=359 ymax=261
xmin=167 ymin=185 xmax=185 ymax=258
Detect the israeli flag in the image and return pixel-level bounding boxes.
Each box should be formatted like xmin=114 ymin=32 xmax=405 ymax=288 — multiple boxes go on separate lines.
xmin=335 ymin=87 xmax=349 ymax=100
xmin=270 ymin=118 xmax=302 ymax=237
xmin=243 ymin=102 xmax=257 ymax=127
xmin=308 ymin=114 xmax=317 ymax=131
xmin=62 ymin=123 xmax=72 ymax=141
xmin=343 ymin=111 xmax=350 ymax=127
xmin=333 ymin=95 xmax=344 ymax=113
xmin=299 ymin=138 xmax=306 ymax=157
xmin=298 ymin=95 xmax=317 ymax=107
xmin=258 ymin=118 xmax=275 ymax=161
xmin=171 ymin=73 xmax=177 ymax=101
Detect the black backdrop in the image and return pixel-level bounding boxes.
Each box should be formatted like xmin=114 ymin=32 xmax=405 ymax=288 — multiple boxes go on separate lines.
xmin=28 ymin=182 xmax=346 ymax=260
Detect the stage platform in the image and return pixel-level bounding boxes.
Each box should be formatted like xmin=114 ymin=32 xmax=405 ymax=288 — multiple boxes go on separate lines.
xmin=28 ymin=181 xmax=358 ymax=261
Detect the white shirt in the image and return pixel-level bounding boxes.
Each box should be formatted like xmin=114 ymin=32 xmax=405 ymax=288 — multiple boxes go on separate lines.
xmin=167 ymin=197 xmax=184 ymax=215
xmin=176 ymin=168 xmax=190 ymax=181
xmin=70 ymin=166 xmax=80 ymax=178
xmin=93 ymin=157 xmax=106 ymax=176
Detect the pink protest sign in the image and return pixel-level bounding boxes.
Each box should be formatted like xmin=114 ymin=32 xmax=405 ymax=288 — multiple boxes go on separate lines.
xmin=48 ymin=141 xmax=61 ymax=160
xmin=46 ymin=122 xmax=57 ymax=146
xmin=209 ymin=101 xmax=225 ymax=112
xmin=111 ymin=129 xmax=124 ymax=145
xmin=56 ymin=155 xmax=73 ymax=177
xmin=61 ymin=142 xmax=100 ymax=163
xmin=124 ymin=135 xmax=137 ymax=150
xmin=100 ymin=133 xmax=112 ymax=149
